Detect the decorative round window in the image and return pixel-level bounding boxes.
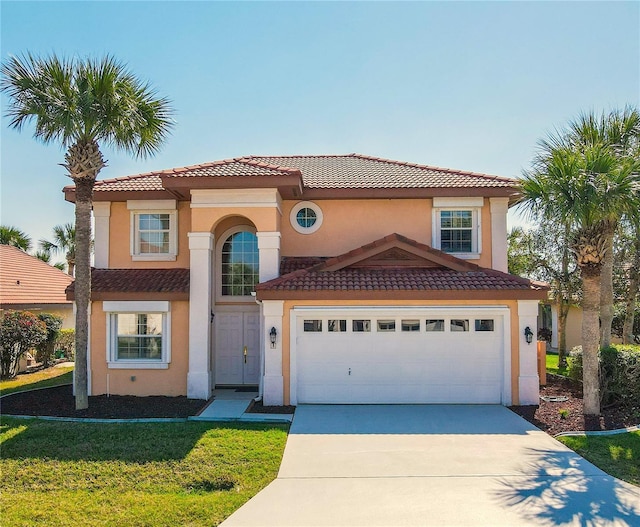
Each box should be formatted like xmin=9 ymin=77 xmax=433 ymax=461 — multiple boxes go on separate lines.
xmin=290 ymin=201 xmax=323 ymax=234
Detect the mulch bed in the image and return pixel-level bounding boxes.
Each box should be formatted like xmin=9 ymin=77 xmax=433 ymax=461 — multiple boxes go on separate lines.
xmin=4 ymin=376 xmax=638 ymax=435
xmin=510 ymin=374 xmax=640 ymax=435
xmin=246 ymin=400 xmax=295 ymax=414
xmin=1 ymin=384 xmax=206 ymax=419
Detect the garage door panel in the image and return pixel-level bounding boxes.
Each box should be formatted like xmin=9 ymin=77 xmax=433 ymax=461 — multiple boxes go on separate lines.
xmin=295 ymin=311 xmax=505 ymax=404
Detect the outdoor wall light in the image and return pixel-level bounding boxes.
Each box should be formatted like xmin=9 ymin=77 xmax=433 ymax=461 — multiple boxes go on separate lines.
xmin=524 ymin=326 xmax=534 ymax=345
xmin=269 ymin=327 xmax=277 ymax=348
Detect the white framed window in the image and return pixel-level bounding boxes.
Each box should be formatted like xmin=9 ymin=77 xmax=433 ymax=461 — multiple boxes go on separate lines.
xmin=290 ymin=201 xmax=323 ymax=234
xmin=128 ymin=200 xmax=177 ymax=261
xmin=432 ymin=198 xmax=482 ymax=258
xmin=104 ymin=301 xmax=171 ymax=369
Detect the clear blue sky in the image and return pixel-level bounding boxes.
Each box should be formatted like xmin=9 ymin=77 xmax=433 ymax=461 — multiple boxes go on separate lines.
xmin=1 ymin=1 xmax=638 ymax=262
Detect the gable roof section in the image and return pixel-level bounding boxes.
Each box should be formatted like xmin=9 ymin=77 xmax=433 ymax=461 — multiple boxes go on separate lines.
xmin=65 ymin=154 xmax=518 ymax=202
xmin=65 ymin=268 xmax=190 ymax=301
xmin=256 ymin=233 xmax=548 ymax=301
xmin=0 ymin=245 xmax=73 ymax=306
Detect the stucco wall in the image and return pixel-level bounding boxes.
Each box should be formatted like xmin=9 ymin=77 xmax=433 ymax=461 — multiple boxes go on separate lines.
xmin=108 ymin=201 xmax=191 ymax=268
xmin=89 ymin=300 xmax=190 ymax=396
xmin=280 ymin=198 xmax=492 ymax=268
xmin=280 ymin=298 xmax=520 ymax=405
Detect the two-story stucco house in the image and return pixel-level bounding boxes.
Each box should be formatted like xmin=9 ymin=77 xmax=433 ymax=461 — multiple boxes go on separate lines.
xmin=65 ymin=154 xmax=547 ymax=406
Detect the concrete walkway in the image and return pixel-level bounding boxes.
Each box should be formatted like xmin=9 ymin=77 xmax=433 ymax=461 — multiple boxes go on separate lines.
xmin=221 ymin=405 xmax=640 ymax=526
xmin=191 ymin=389 xmax=293 ymax=423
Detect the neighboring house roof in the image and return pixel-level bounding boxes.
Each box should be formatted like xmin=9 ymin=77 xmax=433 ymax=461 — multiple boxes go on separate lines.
xmin=0 ymin=245 xmax=73 ymax=307
xmin=65 ymin=268 xmax=190 ymax=301
xmin=257 ymin=233 xmax=548 ymax=301
xmin=64 ymin=154 xmax=518 ymax=202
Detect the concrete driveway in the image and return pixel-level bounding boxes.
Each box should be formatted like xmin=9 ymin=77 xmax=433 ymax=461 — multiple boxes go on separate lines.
xmin=221 ymin=405 xmax=640 ymax=526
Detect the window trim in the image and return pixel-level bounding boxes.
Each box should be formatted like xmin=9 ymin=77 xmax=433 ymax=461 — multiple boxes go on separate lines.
xmin=432 ymin=199 xmax=482 ymax=259
xmin=129 ymin=203 xmax=178 ymax=261
xmin=215 ymin=225 xmax=259 ymax=303
xmin=290 ymin=201 xmax=323 ymax=234
xmin=104 ymin=301 xmax=171 ymax=369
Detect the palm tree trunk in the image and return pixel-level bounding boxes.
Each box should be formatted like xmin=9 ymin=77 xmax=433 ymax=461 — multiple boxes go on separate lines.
xmin=558 ymin=300 xmax=570 ymax=367
xmin=582 ymin=271 xmax=602 ymax=415
xmin=623 ymin=241 xmax=640 ymax=344
xmin=74 ymin=178 xmax=93 ymax=410
xmin=599 ymin=231 xmax=615 ymax=348
xmin=67 ymin=260 xmax=75 ymax=277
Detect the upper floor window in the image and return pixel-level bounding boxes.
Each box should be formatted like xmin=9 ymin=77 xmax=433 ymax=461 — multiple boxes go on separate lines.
xmin=432 ymin=198 xmax=482 ymax=258
xmin=440 ymin=210 xmax=474 ymax=253
xmin=221 ymin=231 xmax=259 ymax=296
xmin=128 ymin=200 xmax=177 ymax=261
xmin=290 ymin=201 xmax=323 ymax=234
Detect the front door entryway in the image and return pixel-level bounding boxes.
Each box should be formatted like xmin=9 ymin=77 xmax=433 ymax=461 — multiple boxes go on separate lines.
xmin=215 ymin=309 xmax=260 ymax=385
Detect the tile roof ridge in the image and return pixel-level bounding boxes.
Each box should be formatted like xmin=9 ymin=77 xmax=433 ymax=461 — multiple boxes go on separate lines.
xmin=316 ymin=232 xmax=481 ymax=273
xmin=255 ymin=266 xmax=314 ymax=290
xmin=64 ymin=171 xmax=161 ymax=191
xmin=70 ymin=158 xmax=301 ymax=190
xmin=481 ymin=266 xmax=549 ymax=289
xmin=350 ymin=153 xmax=515 ymax=182
xmin=232 ymin=157 xmax=301 ymax=175
xmin=247 ymin=153 xmax=357 ymax=159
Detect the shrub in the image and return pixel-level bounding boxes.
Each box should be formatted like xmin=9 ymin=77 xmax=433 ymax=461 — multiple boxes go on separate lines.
xmin=0 ymin=310 xmax=47 ymax=378
xmin=56 ymin=328 xmax=75 ymax=360
xmin=568 ymin=344 xmax=640 ymax=407
xmin=34 ymin=313 xmax=63 ymax=367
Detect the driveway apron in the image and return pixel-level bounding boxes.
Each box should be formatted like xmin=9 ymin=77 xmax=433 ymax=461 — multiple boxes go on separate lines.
xmin=221 ymin=405 xmax=640 ymax=526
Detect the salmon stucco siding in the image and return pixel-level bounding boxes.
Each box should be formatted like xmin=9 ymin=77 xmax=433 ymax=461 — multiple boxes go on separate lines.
xmin=63 ymin=154 xmax=547 ymax=404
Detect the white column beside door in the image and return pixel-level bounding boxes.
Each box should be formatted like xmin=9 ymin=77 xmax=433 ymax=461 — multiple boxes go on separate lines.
xmin=187 ymin=232 xmax=214 ymax=399
xmin=262 ymin=300 xmax=284 ymax=405
xmin=518 ymin=300 xmax=540 ymax=405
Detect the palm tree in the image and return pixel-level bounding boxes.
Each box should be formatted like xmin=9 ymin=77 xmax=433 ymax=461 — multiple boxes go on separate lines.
xmin=1 ymin=53 xmax=173 ymax=409
xmin=0 ymin=225 xmax=32 ymax=251
xmin=564 ymin=107 xmax=640 ymax=347
xmin=518 ymin=140 xmax=640 ymax=416
xmin=34 ymin=248 xmax=66 ymax=271
xmin=40 ymin=223 xmax=76 ymax=276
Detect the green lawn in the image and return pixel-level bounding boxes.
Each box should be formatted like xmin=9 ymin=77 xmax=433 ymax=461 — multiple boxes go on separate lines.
xmin=558 ymin=431 xmax=640 ymax=487
xmin=0 ymin=364 xmax=74 ymax=395
xmin=1 ymin=417 xmax=288 ymax=526
xmin=546 ymin=352 xmax=569 ymax=376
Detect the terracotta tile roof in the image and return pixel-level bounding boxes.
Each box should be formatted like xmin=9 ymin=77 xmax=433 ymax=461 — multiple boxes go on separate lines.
xmin=248 ymin=154 xmax=515 ymax=189
xmin=75 ymin=154 xmax=515 ymax=196
xmin=0 ymin=245 xmax=73 ymax=306
xmin=65 ymin=268 xmax=190 ymax=299
xmin=259 ymin=267 xmax=540 ymax=293
xmin=257 ymin=234 xmax=547 ymax=300
xmin=88 ymin=174 xmax=165 ymax=192
xmin=280 ymin=257 xmax=327 ymax=275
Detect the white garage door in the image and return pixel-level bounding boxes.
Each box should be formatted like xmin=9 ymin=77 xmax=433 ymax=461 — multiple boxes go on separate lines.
xmin=293 ymin=308 xmax=508 ymax=404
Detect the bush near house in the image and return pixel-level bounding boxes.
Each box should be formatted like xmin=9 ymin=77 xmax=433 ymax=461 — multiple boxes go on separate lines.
xmin=34 ymin=313 xmax=63 ymax=367
xmin=569 ymin=344 xmax=640 ymax=408
xmin=55 ymin=328 xmax=75 ymax=360
xmin=0 ymin=311 xmax=48 ymax=379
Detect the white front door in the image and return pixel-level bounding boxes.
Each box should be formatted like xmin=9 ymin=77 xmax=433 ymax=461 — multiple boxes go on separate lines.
xmin=215 ymin=311 xmax=260 ymax=385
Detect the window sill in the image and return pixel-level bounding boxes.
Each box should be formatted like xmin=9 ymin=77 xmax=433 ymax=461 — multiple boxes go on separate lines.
xmin=108 ymin=361 xmax=169 ymax=370
xmin=131 ymin=254 xmax=177 ymax=262
xmin=443 ymin=252 xmax=480 ymax=260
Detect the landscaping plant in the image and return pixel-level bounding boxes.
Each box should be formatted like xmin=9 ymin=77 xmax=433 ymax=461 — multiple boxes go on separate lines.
xmin=0 ymin=310 xmax=47 ymax=378
xmin=568 ymin=344 xmax=640 ymax=408
xmin=55 ymin=329 xmax=75 ymax=360
xmin=34 ymin=313 xmax=63 ymax=367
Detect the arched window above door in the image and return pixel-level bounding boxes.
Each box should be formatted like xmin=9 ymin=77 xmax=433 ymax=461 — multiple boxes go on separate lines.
xmin=221 ymin=230 xmax=259 ymax=297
